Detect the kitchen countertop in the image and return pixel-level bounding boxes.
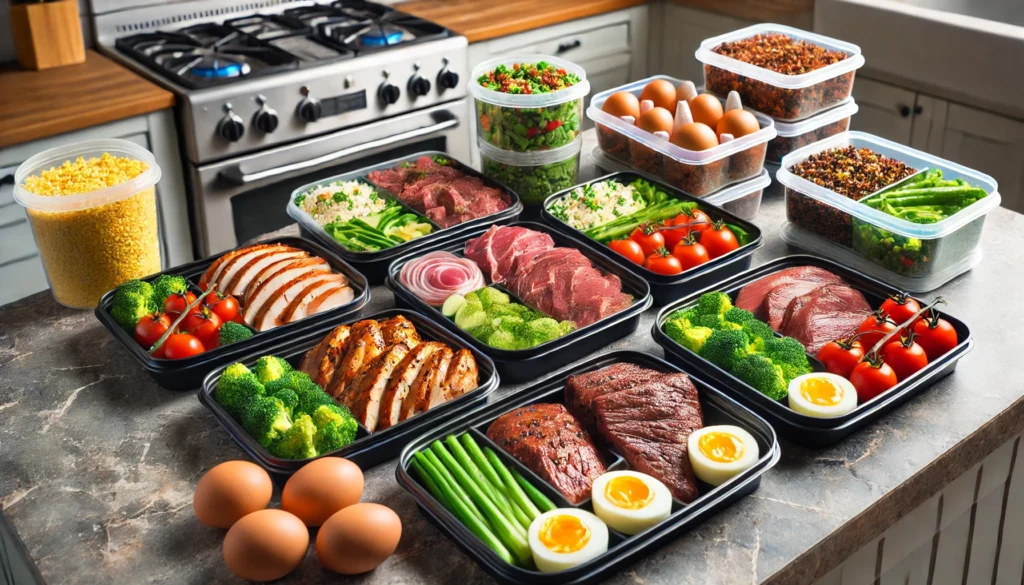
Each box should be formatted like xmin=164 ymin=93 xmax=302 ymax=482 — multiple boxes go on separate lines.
xmin=1 ymin=129 xmax=1022 ymax=584
xmin=0 ymin=50 xmax=175 ymax=149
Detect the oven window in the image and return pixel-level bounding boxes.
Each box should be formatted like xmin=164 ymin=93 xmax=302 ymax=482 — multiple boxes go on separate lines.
xmin=230 ymin=137 xmax=446 ymax=245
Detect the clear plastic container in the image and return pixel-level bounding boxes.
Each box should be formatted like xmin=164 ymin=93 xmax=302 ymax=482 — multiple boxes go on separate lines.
xmin=777 ymin=131 xmax=1000 ymax=288
xmin=468 ymin=54 xmax=590 ymax=153
xmin=588 ymin=75 xmax=775 ymax=197
xmin=479 ymin=135 xmax=582 ymax=205
xmin=14 ymin=139 xmax=162 ymax=309
xmin=766 ymin=97 xmax=857 ymax=163
xmin=697 ymin=24 xmax=865 ymax=121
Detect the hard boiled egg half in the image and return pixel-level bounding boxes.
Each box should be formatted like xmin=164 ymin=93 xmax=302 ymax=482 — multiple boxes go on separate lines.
xmin=528 ymin=509 xmax=608 ymax=573
xmin=591 ymin=471 xmax=672 ymax=535
xmin=787 ymin=372 xmax=858 ymax=418
xmin=687 ymin=425 xmax=759 ymax=486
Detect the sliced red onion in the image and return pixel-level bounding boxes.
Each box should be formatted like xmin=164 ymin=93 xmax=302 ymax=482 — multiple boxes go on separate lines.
xmin=400 ymin=250 xmax=485 ymax=306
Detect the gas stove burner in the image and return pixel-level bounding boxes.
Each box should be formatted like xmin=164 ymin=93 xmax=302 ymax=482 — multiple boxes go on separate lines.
xmin=190 ymin=55 xmax=249 ymax=78
xmin=359 ymin=24 xmax=407 ymax=46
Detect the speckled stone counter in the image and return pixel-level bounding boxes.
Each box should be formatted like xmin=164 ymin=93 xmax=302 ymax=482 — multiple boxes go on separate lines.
xmin=1 ymin=130 xmax=1022 ymax=585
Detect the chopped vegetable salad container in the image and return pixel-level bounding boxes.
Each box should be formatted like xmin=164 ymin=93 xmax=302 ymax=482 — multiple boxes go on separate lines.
xmin=588 ymin=76 xmax=775 ymax=197
xmin=288 ymin=151 xmax=522 ymax=284
xmin=766 ymin=97 xmax=857 ymax=163
xmin=469 ymin=54 xmax=590 ymax=153
xmin=777 ymin=132 xmax=1000 ymax=291
xmin=479 ymin=136 xmax=583 ymax=208
xmin=200 ymin=309 xmax=499 ymax=476
xmin=541 ymin=171 xmax=764 ymax=306
xmin=396 ymin=350 xmax=779 ymax=585
xmin=697 ymin=24 xmax=865 ymax=122
xmin=386 ymin=221 xmax=652 ymax=383
xmin=653 ymin=255 xmax=973 ymax=447
xmin=95 ymin=236 xmax=369 ymax=391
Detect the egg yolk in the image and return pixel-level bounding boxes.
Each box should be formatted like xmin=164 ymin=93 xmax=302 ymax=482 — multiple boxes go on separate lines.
xmin=800 ymin=377 xmax=845 ymax=406
xmin=539 ymin=514 xmax=591 ymax=554
xmin=698 ymin=432 xmax=745 ymax=463
xmin=604 ymin=475 xmax=654 ymax=510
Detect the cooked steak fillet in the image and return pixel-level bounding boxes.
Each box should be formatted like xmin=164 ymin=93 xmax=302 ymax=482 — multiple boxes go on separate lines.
xmin=565 ymin=363 xmax=663 ymax=436
xmin=780 ymin=284 xmax=873 ymax=354
xmin=735 ymin=266 xmax=845 ymax=320
xmin=763 ymin=277 xmax=841 ymax=330
xmin=487 ymin=403 xmax=607 ymax=504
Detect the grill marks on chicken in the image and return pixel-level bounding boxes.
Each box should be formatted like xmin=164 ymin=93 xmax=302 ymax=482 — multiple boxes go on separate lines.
xmin=298 ymin=317 xmax=480 ymax=433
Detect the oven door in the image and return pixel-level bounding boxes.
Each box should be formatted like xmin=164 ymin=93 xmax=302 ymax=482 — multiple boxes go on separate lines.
xmin=191 ymin=100 xmax=472 ymax=257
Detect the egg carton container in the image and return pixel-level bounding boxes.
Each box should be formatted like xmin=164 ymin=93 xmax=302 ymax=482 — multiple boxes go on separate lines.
xmin=777 ymin=131 xmax=1001 ymax=288
xmin=697 ymin=24 xmax=865 ymax=122
xmin=386 ymin=221 xmax=652 ymax=384
xmin=540 ymin=171 xmax=764 ymax=306
xmin=198 ymin=309 xmax=500 ymax=477
xmin=765 ymin=96 xmax=857 ymax=163
xmin=479 ymin=136 xmax=583 ymax=209
xmin=95 ymin=236 xmax=370 ymax=391
xmin=288 ymin=151 xmax=522 ymax=284
xmin=588 ymin=75 xmax=775 ymax=197
xmin=395 ymin=350 xmax=779 ymax=585
xmin=652 ymin=254 xmax=974 ymax=447
xmin=469 ymin=54 xmax=590 ymax=153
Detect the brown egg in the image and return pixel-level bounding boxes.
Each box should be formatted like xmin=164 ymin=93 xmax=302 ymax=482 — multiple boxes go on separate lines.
xmin=601 ymin=91 xmax=640 ymax=120
xmin=689 ymin=94 xmax=724 ymax=129
xmin=716 ymin=109 xmax=760 ymax=139
xmin=670 ymin=122 xmax=720 ymax=151
xmin=193 ymin=461 xmax=272 ymax=529
xmin=639 ymin=79 xmax=678 ymax=111
xmin=282 ymin=457 xmax=364 ymax=527
xmin=316 ymin=503 xmax=402 ymax=575
xmin=223 ymin=509 xmax=309 ymax=582
xmin=636 ymin=107 xmax=674 ymax=135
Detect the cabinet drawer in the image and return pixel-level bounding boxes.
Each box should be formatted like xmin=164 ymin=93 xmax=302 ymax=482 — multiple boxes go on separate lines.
xmin=497 ymin=23 xmax=630 ymax=63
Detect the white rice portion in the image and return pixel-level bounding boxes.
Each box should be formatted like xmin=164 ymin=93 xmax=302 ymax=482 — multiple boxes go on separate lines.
xmin=552 ymin=180 xmax=647 ymax=231
xmin=299 ymin=180 xmax=388 ymax=226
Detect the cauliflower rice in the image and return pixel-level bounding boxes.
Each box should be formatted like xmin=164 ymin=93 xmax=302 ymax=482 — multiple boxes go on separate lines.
xmin=549 ymin=180 xmax=647 ymax=231
xmin=297 ymin=180 xmax=388 ymax=226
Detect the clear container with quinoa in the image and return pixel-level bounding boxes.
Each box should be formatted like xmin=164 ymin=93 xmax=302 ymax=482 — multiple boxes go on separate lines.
xmin=14 ymin=139 xmax=162 ymax=309
xmin=697 ymin=24 xmax=865 ymax=122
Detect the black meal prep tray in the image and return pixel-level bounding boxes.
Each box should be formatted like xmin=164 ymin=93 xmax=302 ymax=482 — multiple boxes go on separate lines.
xmin=395 ymin=350 xmax=780 ymax=585
xmin=289 ymin=150 xmax=523 ymax=284
xmin=652 ymin=254 xmax=974 ymax=447
xmin=198 ymin=309 xmax=500 ymax=478
xmin=541 ymin=171 xmax=764 ymax=306
xmin=385 ymin=221 xmax=653 ymax=383
xmin=96 ymin=236 xmax=370 ymax=392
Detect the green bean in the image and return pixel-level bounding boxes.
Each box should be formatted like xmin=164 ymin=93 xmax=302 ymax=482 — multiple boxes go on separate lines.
xmin=483 ymin=446 xmax=542 ymax=521
xmin=510 ymin=467 xmax=557 ymax=513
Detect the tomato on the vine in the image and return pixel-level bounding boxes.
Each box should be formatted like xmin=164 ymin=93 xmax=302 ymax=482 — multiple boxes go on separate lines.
xmin=856 ymin=311 xmax=899 ymax=351
xmin=880 ymin=293 xmax=922 ymax=332
xmin=850 ymin=358 xmax=898 ymax=403
xmin=700 ymin=220 xmax=740 ymax=259
xmin=673 ymin=209 xmax=711 ymax=235
xmin=164 ymin=291 xmax=198 ymax=317
xmin=162 ymin=333 xmax=205 ymax=360
xmin=816 ymin=337 xmax=865 ymax=378
xmin=671 ymin=234 xmax=710 ymax=270
xmin=629 ymin=225 xmax=665 ymax=257
xmin=883 ymin=334 xmax=929 ymax=381
xmin=205 ymin=292 xmax=240 ymax=323
xmin=643 ymin=248 xmax=683 ymax=275
xmin=134 ymin=313 xmax=171 ymax=349
xmin=912 ymin=310 xmax=958 ymax=360
xmin=181 ymin=307 xmax=222 ymax=350
xmin=608 ymin=239 xmax=646 ymax=265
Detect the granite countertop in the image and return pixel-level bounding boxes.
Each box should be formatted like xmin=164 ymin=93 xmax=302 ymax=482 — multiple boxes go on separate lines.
xmin=1 ymin=130 xmax=1023 ymax=584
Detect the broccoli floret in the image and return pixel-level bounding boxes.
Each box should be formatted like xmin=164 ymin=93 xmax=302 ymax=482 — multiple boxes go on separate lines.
xmin=678 ymin=326 xmax=714 ymax=353
xmin=692 ymin=313 xmax=727 ymax=330
xmin=699 ymin=329 xmax=750 ymax=370
xmin=742 ymin=320 xmax=776 ymax=353
xmin=695 ymin=292 xmax=733 ymax=318
xmin=467 ymin=324 xmax=494 ymax=342
xmin=490 ymin=303 xmax=532 ymax=318
xmin=763 ymin=336 xmax=812 ymax=382
xmin=733 ymin=354 xmax=788 ymax=401
xmin=527 ymin=317 xmax=567 ymax=343
xmin=218 ymin=322 xmax=254 ymax=345
xmin=254 ymin=356 xmax=293 ymax=384
xmin=242 ymin=396 xmax=293 ymax=448
xmin=271 ymin=388 xmax=299 ymax=417
xmin=476 ymin=287 xmax=510 ymax=309
xmin=272 ymin=414 xmax=317 ymax=459
xmin=265 ymin=371 xmax=334 ymax=416
xmin=724 ymin=307 xmax=757 ymax=326
xmin=214 ymin=363 xmax=265 ymax=419
xmin=151 ymin=274 xmax=188 ymax=308
xmin=663 ymin=316 xmax=690 ymax=344
xmin=487 ymin=329 xmax=520 ymax=350
xmin=110 ymin=280 xmax=157 ymax=331
xmin=312 ymin=404 xmax=358 ymax=454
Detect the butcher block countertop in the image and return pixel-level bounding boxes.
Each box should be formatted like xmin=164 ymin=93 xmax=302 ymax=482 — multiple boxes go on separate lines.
xmin=0 ymin=50 xmax=174 ymax=149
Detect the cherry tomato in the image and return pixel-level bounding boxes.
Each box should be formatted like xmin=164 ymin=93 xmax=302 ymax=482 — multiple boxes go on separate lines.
xmin=608 ymin=239 xmax=645 ymax=265
xmin=816 ymin=337 xmax=864 ymax=379
xmin=856 ymin=311 xmax=899 ymax=352
xmin=671 ymin=235 xmax=710 ymax=270
xmin=700 ymin=221 xmax=740 ymax=259
xmin=134 ymin=313 xmax=171 ymax=349
xmin=629 ymin=225 xmax=665 ymax=257
xmin=162 ymin=333 xmax=205 ymax=360
xmin=850 ymin=359 xmax=898 ymax=403
xmin=181 ymin=307 xmax=222 ymax=350
xmin=205 ymin=292 xmax=240 ymax=323
xmin=659 ymin=224 xmax=689 ymax=250
xmin=912 ymin=310 xmax=958 ymax=361
xmin=164 ymin=291 xmax=198 ymax=317
xmin=880 ymin=293 xmax=922 ymax=332
xmin=643 ymin=248 xmax=683 ymax=275
xmin=673 ymin=209 xmax=712 ymax=235
xmin=883 ymin=334 xmax=929 ymax=381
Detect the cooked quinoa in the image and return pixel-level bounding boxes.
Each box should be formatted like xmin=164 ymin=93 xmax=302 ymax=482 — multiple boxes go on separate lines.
xmin=296 ymin=180 xmax=388 ymax=227
xmin=549 ymin=180 xmax=647 ymax=231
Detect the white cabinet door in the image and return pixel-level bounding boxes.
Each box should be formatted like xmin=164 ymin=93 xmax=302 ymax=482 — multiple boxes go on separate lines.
xmin=850 ymin=78 xmax=917 ymax=145
xmin=656 ymin=3 xmax=752 ymax=85
xmin=939 ymin=103 xmax=1024 ymax=213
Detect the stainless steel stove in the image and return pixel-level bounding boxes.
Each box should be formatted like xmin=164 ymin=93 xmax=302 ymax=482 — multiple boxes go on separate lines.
xmin=94 ymin=0 xmax=471 ymax=257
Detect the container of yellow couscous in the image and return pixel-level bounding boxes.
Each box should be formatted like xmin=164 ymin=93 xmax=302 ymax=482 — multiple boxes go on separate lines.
xmin=14 ymin=140 xmax=162 ymax=309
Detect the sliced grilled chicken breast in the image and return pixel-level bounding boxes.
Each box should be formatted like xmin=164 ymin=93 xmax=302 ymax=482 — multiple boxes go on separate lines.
xmin=282 ymin=274 xmax=348 ymax=323
xmin=380 ymin=315 xmax=421 ymax=349
xmin=242 ymin=258 xmax=330 ymax=325
xmin=400 ymin=347 xmax=453 ymax=422
xmin=325 ymin=320 xmax=385 ymax=399
xmin=200 ymin=243 xmax=260 ymax=289
xmin=443 ymin=349 xmax=479 ymax=399
xmin=377 ymin=342 xmax=445 ymax=431
xmin=346 ymin=343 xmax=411 ymax=432
xmin=252 ymin=272 xmax=342 ymax=331
xmin=298 ymin=324 xmax=350 ymax=382
xmin=223 ymin=248 xmax=307 ymax=296
xmin=300 ymin=286 xmax=355 ymax=321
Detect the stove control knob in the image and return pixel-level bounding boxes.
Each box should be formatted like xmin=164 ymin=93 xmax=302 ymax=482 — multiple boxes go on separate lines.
xmin=408 ymin=75 xmax=432 ymax=98
xmin=218 ymin=111 xmax=245 ymax=142
xmin=298 ymin=98 xmax=322 ymax=123
xmin=437 ymin=70 xmax=459 ymax=91
xmin=378 ymin=82 xmax=401 ymax=106
xmin=253 ymin=107 xmax=279 ymax=134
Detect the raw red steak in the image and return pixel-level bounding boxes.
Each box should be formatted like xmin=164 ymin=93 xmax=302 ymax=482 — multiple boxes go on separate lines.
xmin=735 ymin=266 xmax=845 ymax=320
xmin=779 ymin=284 xmax=873 ymax=353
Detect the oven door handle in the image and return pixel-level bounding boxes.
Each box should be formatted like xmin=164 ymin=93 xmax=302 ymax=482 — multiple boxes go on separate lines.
xmin=218 ymin=116 xmax=460 ymax=185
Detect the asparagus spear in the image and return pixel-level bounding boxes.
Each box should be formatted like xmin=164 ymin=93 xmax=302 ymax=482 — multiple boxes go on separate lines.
xmin=510 ymin=468 xmax=557 ymax=513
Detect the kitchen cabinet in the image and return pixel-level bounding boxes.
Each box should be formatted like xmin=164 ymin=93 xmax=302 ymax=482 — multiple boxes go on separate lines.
xmin=650 ymin=3 xmax=753 ymax=85
xmin=850 ymin=77 xmax=917 ymax=145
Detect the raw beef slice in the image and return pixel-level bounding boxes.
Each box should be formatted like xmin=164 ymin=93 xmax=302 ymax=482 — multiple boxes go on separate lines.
xmin=735 ymin=266 xmax=845 ymax=320
xmin=779 ymin=284 xmax=873 ymax=354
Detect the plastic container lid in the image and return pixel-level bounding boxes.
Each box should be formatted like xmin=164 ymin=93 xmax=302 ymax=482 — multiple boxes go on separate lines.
xmin=14 ymin=139 xmax=161 ymax=212
xmin=468 ymin=54 xmax=591 ymax=107
xmin=696 ymin=24 xmax=865 ymax=90
xmin=478 ymin=133 xmax=583 ymax=165
xmin=773 ymin=97 xmax=858 ymax=137
xmin=777 ymin=131 xmax=1001 ymax=239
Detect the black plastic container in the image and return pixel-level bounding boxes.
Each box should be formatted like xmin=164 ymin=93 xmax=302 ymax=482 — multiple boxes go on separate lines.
xmin=96 ymin=236 xmax=370 ymax=391
xmin=385 ymin=221 xmax=653 ymax=383
xmin=540 ymin=171 xmax=764 ymax=306
xmin=395 ymin=350 xmax=780 ymax=585
xmin=289 ymin=151 xmax=523 ymax=284
xmin=199 ymin=309 xmax=500 ymax=475
xmin=652 ymin=254 xmax=974 ymax=447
